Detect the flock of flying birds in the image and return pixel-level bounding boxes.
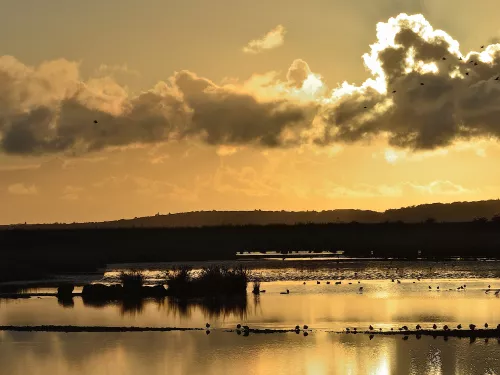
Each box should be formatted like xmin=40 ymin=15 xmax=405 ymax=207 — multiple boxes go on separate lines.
xmin=362 ymin=45 xmax=500 ymax=109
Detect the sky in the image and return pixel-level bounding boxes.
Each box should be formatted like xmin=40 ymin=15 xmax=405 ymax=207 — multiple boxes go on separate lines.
xmin=2 ymin=0 xmax=500 ymax=224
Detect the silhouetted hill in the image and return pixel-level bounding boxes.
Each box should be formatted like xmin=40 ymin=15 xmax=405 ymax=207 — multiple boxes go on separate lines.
xmin=3 ymin=199 xmax=500 ymax=228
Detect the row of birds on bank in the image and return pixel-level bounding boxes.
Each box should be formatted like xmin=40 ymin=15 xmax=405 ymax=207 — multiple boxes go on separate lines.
xmin=204 ymin=321 xmax=500 ymax=336
xmin=345 ymin=322 xmax=500 ymax=333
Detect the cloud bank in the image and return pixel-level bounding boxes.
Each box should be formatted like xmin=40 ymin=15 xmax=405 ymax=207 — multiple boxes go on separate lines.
xmin=2 ymin=13 xmax=500 ymax=156
xmin=242 ymin=25 xmax=286 ymax=54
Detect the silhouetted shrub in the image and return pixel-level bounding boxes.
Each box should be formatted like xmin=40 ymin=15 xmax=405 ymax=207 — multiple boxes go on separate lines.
xmin=119 ymin=271 xmax=145 ymax=292
xmin=166 ymin=265 xmax=248 ymax=297
xmin=57 ymin=284 xmax=74 ymax=299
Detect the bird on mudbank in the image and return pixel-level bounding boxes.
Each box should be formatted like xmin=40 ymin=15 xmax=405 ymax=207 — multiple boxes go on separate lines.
xmin=433 ymin=324 xmax=438 ymax=330
xmin=303 ymin=325 xmax=309 ymax=330
xmin=470 ymin=324 xmax=476 ymax=330
xmin=457 ymin=324 xmax=462 ymax=329
xmin=444 ymin=325 xmax=449 ymax=331
xmin=237 ymin=324 xmax=241 ymax=329
xmin=206 ymin=323 xmax=210 ymax=328
xmin=369 ymin=325 xmax=374 ymax=331
xmin=416 ymin=324 xmax=421 ymax=330
xmin=485 ymin=323 xmax=489 ymax=329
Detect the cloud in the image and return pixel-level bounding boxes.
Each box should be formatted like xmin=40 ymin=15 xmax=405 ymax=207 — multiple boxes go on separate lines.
xmin=242 ymin=25 xmax=286 ymax=54
xmin=61 ymin=185 xmax=84 ymax=200
xmin=408 ymin=180 xmax=472 ymax=195
xmin=323 ymin=180 xmax=474 ymax=199
xmin=3 ymin=13 xmax=500 ymax=157
xmin=318 ymin=13 xmax=500 ymax=150
xmin=7 ymin=183 xmax=38 ymax=195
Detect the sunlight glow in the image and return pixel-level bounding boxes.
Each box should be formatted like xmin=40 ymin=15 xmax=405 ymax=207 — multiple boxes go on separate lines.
xmin=384 ymin=149 xmax=399 ymax=164
xmin=301 ymin=73 xmax=324 ymax=96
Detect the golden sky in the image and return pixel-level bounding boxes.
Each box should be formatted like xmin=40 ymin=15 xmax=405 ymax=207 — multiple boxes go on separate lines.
xmin=2 ymin=0 xmax=500 ymax=224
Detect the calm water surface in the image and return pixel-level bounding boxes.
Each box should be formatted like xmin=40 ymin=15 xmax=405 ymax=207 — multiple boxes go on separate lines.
xmin=1 ymin=331 xmax=499 ymax=375
xmin=1 ymin=279 xmax=499 ymax=331
xmin=2 ymin=261 xmax=500 ymax=374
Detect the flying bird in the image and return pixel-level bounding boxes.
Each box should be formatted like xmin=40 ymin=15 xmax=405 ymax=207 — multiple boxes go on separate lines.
xmin=466 ymin=72 xmax=469 ymax=76
xmin=392 ymin=90 xmax=397 ymax=93
xmin=442 ymin=57 xmax=446 ymax=60
xmin=420 ymin=83 xmax=425 ymax=86
xmin=481 ymin=45 xmax=485 ymax=48
xmin=474 ymin=62 xmax=478 ymax=66
xmin=495 ymin=77 xmax=499 ymax=81
xmin=93 ymin=120 xmax=98 ymax=124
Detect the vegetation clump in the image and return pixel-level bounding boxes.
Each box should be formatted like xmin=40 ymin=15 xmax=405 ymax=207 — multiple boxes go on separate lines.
xmin=166 ymin=265 xmax=249 ymax=297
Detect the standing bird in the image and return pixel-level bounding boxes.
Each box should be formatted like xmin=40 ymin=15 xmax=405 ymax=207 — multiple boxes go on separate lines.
xmin=416 ymin=324 xmax=421 ymax=330
xmin=470 ymin=324 xmax=476 ymax=330
xmin=485 ymin=323 xmax=489 ymax=329
xmin=359 ymin=287 xmax=364 ymax=292
xmin=317 ymin=281 xmax=320 ymax=285
xmin=303 ymin=325 xmax=309 ymax=330
xmin=206 ymin=323 xmax=210 ymax=329
xmin=457 ymin=324 xmax=462 ymax=329
xmin=429 ymin=286 xmax=432 ymax=290
xmin=369 ymin=325 xmax=374 ymax=331
xmin=444 ymin=325 xmax=449 ymax=331
xmin=433 ymin=324 xmax=438 ymax=330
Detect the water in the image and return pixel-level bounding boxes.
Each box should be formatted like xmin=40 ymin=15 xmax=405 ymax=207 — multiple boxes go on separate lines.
xmin=1 ymin=331 xmax=499 ymax=375
xmin=1 ymin=280 xmax=499 ymax=331
xmin=2 ymin=261 xmax=500 ymax=374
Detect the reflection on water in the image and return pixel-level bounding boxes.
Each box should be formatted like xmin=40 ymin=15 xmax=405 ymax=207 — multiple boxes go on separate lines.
xmin=1 ymin=331 xmax=499 ymax=375
xmin=54 ymin=294 xmax=249 ymax=318
xmin=1 ymin=280 xmax=499 ymax=332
